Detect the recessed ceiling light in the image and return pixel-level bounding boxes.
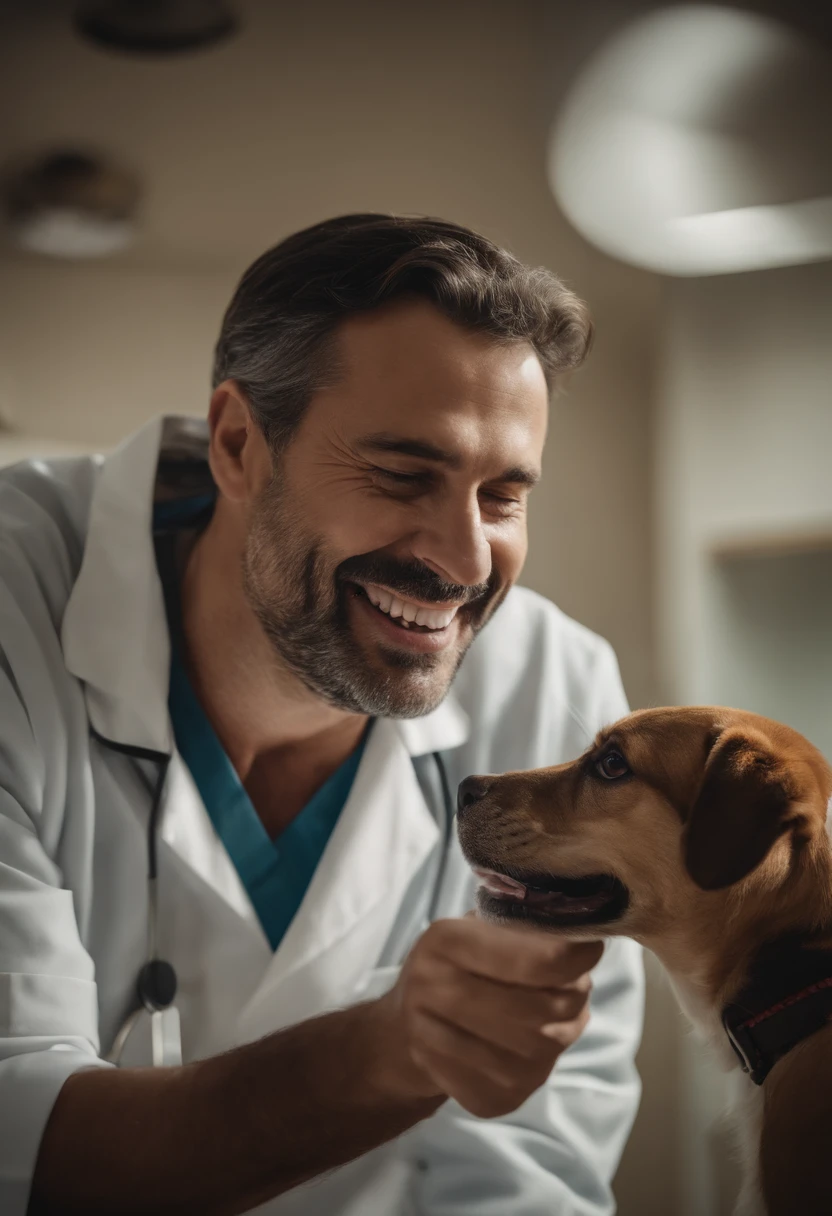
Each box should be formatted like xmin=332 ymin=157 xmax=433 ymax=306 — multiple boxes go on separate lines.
xmin=3 ymin=151 xmax=140 ymax=260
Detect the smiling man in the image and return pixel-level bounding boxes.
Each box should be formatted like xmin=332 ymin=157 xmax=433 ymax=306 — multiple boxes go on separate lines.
xmin=0 ymin=215 xmax=643 ymax=1216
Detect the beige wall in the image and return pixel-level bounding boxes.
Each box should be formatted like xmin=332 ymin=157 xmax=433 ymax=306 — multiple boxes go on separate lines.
xmin=655 ymin=259 xmax=832 ymax=1215
xmin=0 ymin=259 xmax=233 ymax=446
xmin=0 ymin=1 xmax=666 ymax=1210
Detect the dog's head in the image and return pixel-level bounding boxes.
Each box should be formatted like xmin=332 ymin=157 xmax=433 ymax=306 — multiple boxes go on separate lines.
xmin=457 ymin=708 xmax=832 ymax=944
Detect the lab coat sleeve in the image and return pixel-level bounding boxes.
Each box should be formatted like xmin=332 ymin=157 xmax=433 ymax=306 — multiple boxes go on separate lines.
xmin=0 ymin=654 xmax=112 ymax=1216
xmin=409 ymin=635 xmax=644 ymax=1215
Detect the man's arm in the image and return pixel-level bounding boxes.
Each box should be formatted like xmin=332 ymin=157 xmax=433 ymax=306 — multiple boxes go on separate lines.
xmin=29 ymin=922 xmax=602 ymax=1216
xmin=29 ymin=1000 xmax=440 ymax=1216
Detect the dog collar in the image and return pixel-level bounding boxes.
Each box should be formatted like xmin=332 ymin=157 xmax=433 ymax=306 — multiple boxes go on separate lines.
xmin=722 ymin=935 xmax=832 ymax=1085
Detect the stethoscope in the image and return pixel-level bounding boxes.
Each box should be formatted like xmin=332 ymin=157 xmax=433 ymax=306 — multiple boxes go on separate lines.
xmin=99 ymin=731 xmax=454 ymax=1068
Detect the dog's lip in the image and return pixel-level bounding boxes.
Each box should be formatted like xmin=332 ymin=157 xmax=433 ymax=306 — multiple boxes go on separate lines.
xmin=473 ymin=867 xmax=529 ymax=899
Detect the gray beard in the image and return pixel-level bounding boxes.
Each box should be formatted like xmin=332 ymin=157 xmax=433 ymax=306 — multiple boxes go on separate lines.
xmin=241 ymin=483 xmax=473 ymax=718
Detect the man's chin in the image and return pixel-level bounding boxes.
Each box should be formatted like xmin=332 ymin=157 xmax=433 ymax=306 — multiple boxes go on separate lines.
xmin=342 ymin=617 xmax=467 ymax=718
xmin=347 ymin=639 xmax=461 ymax=718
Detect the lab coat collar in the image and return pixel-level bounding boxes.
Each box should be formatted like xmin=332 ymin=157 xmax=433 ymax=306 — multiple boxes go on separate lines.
xmin=62 ymin=415 xmax=173 ymax=754
xmin=61 ymin=414 xmax=472 ymax=758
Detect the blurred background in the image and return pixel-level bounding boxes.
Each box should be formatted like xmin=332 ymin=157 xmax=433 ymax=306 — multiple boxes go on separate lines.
xmin=0 ymin=1 xmax=829 ymax=1211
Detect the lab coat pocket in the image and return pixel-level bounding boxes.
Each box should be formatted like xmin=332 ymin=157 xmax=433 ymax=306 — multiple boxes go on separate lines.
xmin=352 ymin=965 xmax=401 ymax=1002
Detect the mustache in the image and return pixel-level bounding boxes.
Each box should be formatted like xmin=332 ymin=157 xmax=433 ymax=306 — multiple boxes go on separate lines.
xmin=336 ymin=553 xmax=497 ymax=607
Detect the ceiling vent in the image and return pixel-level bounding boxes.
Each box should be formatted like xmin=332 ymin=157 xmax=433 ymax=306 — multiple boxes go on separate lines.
xmin=74 ymin=0 xmax=238 ymax=55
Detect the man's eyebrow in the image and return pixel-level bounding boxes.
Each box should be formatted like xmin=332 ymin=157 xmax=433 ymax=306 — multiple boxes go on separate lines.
xmin=357 ymin=432 xmax=540 ymax=487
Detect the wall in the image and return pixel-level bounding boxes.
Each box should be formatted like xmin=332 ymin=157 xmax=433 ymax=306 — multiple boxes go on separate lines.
xmin=0 ymin=259 xmax=234 ymax=447
xmin=656 ymin=259 xmax=832 ymax=1215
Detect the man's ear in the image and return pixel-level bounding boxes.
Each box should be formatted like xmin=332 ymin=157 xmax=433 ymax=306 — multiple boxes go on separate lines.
xmin=683 ymin=729 xmax=798 ymax=891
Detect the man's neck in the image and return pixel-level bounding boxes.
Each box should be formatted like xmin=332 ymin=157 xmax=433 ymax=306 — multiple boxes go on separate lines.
xmin=178 ymin=505 xmax=368 ymax=836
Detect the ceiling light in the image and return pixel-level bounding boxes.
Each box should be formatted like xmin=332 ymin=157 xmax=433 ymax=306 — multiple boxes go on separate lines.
xmin=549 ymin=6 xmax=832 ymax=276
xmin=3 ymin=151 xmax=140 ymax=260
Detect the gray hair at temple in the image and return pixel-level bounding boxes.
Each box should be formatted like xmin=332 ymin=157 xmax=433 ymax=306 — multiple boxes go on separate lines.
xmin=212 ymin=213 xmax=593 ymax=452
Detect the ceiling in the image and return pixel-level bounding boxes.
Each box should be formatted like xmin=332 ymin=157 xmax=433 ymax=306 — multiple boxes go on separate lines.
xmin=1 ymin=0 xmax=827 ymax=274
xmin=0 ymin=0 xmax=560 ymax=271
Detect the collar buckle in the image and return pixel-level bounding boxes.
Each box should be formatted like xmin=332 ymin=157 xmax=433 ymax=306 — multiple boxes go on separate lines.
xmin=722 ymin=1007 xmax=767 ymax=1084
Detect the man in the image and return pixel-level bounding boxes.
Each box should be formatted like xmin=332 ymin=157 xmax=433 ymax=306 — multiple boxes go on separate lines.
xmin=0 ymin=214 xmax=642 ymax=1215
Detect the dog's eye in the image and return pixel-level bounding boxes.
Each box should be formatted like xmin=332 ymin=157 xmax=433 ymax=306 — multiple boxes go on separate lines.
xmin=595 ymin=751 xmax=631 ymax=780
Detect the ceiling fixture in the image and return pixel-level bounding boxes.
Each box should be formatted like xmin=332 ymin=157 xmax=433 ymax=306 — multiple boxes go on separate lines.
xmin=74 ymin=0 xmax=238 ymax=55
xmin=3 ymin=151 xmax=140 ymax=259
xmin=549 ymin=6 xmax=832 ymax=276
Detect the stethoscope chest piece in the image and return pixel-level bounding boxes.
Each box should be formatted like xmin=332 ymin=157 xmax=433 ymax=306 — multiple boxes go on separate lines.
xmin=138 ymin=959 xmax=178 ymax=1012
xmin=107 ymin=959 xmax=182 ymax=1069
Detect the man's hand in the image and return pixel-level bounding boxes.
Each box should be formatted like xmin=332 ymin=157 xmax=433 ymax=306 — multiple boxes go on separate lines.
xmin=370 ymin=917 xmax=604 ymax=1118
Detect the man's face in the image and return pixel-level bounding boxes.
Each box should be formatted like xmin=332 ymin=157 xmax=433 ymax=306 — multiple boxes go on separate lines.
xmin=242 ymin=299 xmax=549 ymax=717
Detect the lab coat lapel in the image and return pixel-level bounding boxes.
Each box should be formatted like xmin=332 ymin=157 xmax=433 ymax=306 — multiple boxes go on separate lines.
xmin=235 ymin=717 xmax=442 ymax=1040
xmin=62 ymin=415 xmax=173 ymax=754
xmin=159 ymin=753 xmax=263 ymax=929
xmin=63 ymin=416 xmax=264 ymax=924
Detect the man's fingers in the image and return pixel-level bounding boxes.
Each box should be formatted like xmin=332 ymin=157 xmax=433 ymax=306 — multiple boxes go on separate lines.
xmin=409 ymin=1011 xmax=558 ymax=1118
xmin=541 ymin=1003 xmax=592 ymax=1048
xmin=410 ymin=964 xmax=592 ymax=1055
xmin=421 ymin=918 xmax=604 ymax=988
xmin=410 ymin=1010 xmax=538 ymax=1091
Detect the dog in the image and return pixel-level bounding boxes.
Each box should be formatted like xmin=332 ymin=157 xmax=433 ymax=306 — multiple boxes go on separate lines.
xmin=456 ymin=707 xmax=832 ymax=1216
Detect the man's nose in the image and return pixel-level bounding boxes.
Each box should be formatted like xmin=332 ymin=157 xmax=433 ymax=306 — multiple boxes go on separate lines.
xmin=457 ymin=774 xmax=494 ymax=817
xmin=411 ymin=496 xmax=492 ymax=591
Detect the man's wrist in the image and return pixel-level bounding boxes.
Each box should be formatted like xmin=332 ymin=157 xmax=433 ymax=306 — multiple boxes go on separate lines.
xmin=356 ymin=994 xmax=444 ymax=1111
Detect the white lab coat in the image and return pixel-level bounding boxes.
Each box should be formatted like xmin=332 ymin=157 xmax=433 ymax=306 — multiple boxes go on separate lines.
xmin=0 ymin=416 xmax=643 ymax=1216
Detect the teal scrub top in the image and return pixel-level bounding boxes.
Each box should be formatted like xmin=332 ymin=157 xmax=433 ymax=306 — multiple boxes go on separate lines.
xmin=154 ymin=494 xmax=368 ymax=950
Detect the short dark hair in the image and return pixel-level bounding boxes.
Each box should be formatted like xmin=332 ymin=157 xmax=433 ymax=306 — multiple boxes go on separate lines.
xmin=213 ymin=213 xmax=593 ymax=450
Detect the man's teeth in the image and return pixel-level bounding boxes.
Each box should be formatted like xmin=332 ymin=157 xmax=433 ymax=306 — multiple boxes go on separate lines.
xmin=364 ymin=585 xmax=458 ymax=630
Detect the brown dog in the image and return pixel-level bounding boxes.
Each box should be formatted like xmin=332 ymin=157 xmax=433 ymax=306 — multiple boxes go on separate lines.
xmin=457 ymin=707 xmax=832 ymax=1216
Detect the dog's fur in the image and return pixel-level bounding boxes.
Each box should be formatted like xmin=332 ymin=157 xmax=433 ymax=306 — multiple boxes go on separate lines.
xmin=457 ymin=707 xmax=832 ymax=1216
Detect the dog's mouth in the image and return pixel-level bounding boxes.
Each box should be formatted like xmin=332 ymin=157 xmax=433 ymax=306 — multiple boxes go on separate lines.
xmin=472 ymin=866 xmax=629 ymax=927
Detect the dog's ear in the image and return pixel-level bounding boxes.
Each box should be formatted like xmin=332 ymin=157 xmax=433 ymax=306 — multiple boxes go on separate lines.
xmin=683 ymin=729 xmax=800 ymax=890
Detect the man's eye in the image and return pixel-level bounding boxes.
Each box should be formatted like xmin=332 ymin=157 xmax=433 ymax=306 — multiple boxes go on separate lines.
xmin=373 ymin=467 xmax=426 ymax=486
xmin=595 ymin=751 xmax=631 ymax=780
xmin=480 ymin=491 xmax=522 ymax=517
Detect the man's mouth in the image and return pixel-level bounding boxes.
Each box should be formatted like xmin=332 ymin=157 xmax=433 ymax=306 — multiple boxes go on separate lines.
xmin=349 ymin=581 xmax=463 ymax=634
xmin=472 ymin=866 xmax=629 ymax=928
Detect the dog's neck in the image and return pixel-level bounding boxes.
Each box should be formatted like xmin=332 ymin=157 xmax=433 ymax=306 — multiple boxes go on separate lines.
xmin=641 ymin=825 xmax=832 ymax=1068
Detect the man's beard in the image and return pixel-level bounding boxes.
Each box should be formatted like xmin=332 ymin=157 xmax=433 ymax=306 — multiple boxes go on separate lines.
xmin=241 ymin=473 xmax=506 ymax=717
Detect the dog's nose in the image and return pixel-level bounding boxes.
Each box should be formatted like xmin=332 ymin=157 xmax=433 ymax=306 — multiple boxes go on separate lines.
xmin=457 ymin=775 xmax=494 ymax=817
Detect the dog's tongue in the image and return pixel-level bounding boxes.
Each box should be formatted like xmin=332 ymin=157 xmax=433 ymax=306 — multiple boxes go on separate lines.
xmin=474 ymin=868 xmax=528 ymax=900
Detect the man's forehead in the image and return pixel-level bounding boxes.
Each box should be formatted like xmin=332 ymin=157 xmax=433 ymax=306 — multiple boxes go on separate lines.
xmin=332 ymin=301 xmax=547 ymax=393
